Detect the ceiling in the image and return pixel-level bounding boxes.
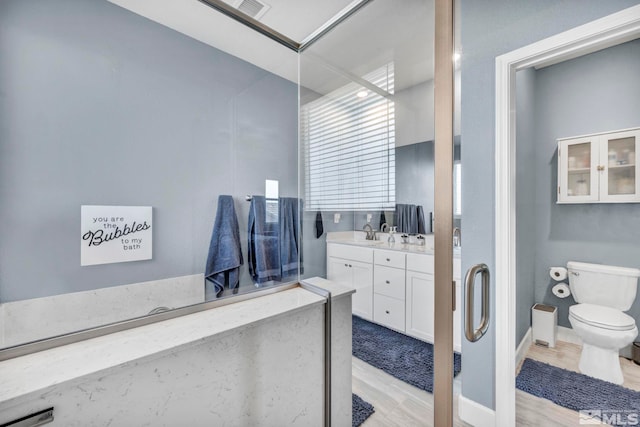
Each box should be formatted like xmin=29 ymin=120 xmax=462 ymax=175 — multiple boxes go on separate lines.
xmin=107 ymin=0 xmax=435 ymax=94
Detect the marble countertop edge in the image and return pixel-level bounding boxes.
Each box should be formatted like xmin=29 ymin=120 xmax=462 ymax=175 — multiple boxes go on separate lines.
xmin=0 ymin=286 xmax=330 ymax=408
xmin=300 ymin=277 xmax=355 ymax=299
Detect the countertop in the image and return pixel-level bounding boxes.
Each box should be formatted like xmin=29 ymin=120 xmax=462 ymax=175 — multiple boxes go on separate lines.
xmin=326 ymin=231 xmax=461 ymax=257
xmin=0 ymin=281 xmax=353 ymax=409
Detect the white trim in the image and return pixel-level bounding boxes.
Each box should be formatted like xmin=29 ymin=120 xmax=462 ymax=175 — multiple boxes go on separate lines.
xmin=515 ymin=328 xmax=532 ymax=368
xmin=494 ymin=5 xmax=640 ymax=426
xmin=458 ymin=394 xmax=496 ymax=427
xmin=557 ymin=325 xmax=582 ymax=346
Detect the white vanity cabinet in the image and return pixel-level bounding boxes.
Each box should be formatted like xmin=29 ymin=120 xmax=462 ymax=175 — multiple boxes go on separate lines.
xmin=326 ymin=241 xmax=462 ymax=352
xmin=405 ymin=253 xmax=462 ymax=352
xmin=372 ymin=249 xmax=406 ymax=332
xmin=327 ymin=244 xmax=374 ymax=320
xmin=558 ymin=127 xmax=640 ymax=203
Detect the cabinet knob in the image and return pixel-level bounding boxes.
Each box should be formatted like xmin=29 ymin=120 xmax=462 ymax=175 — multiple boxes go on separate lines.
xmin=344 ymin=263 xmax=348 ymax=267
xmin=597 ymin=165 xmax=605 ymax=171
xmin=386 ymin=258 xmax=391 ymax=262
xmin=385 ymin=280 xmax=390 ymax=284
xmin=349 ymin=264 xmax=352 ymax=268
xmin=385 ymin=310 xmax=390 ymax=314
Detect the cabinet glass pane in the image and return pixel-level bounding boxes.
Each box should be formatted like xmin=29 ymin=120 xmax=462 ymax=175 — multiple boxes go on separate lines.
xmin=607 ymin=137 xmax=636 ymax=195
xmin=567 ymin=142 xmax=591 ymax=196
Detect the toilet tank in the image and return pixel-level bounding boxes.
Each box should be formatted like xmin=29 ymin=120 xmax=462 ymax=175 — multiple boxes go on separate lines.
xmin=567 ymin=261 xmax=640 ymax=311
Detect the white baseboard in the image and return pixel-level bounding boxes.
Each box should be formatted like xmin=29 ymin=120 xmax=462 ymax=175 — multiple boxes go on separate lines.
xmin=458 ymin=394 xmax=495 ymax=427
xmin=515 ymin=327 xmax=532 ymax=367
xmin=557 ymin=325 xmax=581 ymax=345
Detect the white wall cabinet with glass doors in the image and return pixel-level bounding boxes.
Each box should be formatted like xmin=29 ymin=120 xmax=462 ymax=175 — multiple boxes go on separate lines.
xmin=558 ymin=128 xmax=640 ymax=203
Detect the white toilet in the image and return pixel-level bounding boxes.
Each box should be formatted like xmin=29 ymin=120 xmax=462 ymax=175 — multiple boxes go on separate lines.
xmin=567 ymin=261 xmax=640 ymax=384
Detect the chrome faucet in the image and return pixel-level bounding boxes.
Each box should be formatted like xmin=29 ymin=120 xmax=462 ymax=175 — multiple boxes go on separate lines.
xmin=453 ymin=227 xmax=461 ymax=247
xmin=363 ymin=223 xmax=376 ymax=240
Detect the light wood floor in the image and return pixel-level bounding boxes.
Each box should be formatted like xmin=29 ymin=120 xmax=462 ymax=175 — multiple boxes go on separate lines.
xmin=515 ymin=340 xmax=640 ymax=426
xmin=352 ymin=356 xmax=470 ymax=426
xmin=352 ymin=341 xmax=640 ymax=426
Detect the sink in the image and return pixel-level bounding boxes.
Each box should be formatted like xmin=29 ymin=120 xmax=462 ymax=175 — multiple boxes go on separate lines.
xmin=359 ymin=240 xmax=385 ymax=246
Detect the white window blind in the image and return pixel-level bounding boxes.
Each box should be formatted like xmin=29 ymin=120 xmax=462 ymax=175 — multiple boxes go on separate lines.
xmin=302 ymin=64 xmax=396 ymax=211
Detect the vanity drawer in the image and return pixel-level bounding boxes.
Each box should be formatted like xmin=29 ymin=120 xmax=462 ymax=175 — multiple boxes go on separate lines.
xmin=374 ymin=249 xmax=406 ymax=269
xmin=327 ymin=243 xmax=373 ymax=263
xmin=373 ymin=294 xmax=405 ymax=332
xmin=374 ymin=265 xmax=406 ymax=299
xmin=407 ymin=253 xmax=434 ymax=274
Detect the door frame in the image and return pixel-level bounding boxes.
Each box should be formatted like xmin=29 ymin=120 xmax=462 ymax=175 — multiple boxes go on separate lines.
xmin=494 ymin=5 xmax=640 ymax=426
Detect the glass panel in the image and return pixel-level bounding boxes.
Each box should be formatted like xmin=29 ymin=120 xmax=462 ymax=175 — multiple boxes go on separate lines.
xmin=300 ymin=1 xmax=442 ymax=424
xmin=567 ymin=142 xmax=591 ymax=196
xmin=607 ymin=136 xmax=636 ymax=195
xmin=0 ymin=1 xmax=299 ymax=349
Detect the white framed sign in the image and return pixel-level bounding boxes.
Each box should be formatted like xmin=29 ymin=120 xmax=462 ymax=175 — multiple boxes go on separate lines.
xmin=81 ymin=205 xmax=153 ymax=266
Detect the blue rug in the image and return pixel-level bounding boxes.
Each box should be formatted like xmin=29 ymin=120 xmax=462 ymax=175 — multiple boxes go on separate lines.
xmin=352 ymin=315 xmax=462 ymax=393
xmin=352 ymin=393 xmax=374 ymax=426
xmin=517 ymin=358 xmax=640 ymax=420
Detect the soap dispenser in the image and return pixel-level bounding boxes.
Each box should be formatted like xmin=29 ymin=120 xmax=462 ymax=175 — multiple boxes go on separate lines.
xmin=388 ymin=226 xmax=397 ymax=244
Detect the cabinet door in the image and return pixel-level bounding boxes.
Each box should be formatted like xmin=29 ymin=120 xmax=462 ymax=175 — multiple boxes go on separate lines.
xmin=405 ymin=271 xmax=435 ymax=342
xmin=599 ymin=129 xmax=640 ymax=202
xmin=351 ymin=260 xmax=373 ymax=320
xmin=328 ymin=257 xmax=373 ymax=320
xmin=327 ymin=257 xmax=352 ymax=285
xmin=558 ymin=137 xmax=599 ymax=203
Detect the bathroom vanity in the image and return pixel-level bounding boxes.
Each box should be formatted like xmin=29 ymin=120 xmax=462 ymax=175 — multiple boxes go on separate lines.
xmin=327 ymin=232 xmax=462 ymax=352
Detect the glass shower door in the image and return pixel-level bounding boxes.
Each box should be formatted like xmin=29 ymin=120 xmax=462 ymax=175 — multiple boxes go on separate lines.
xmin=299 ymin=0 xmax=458 ymax=424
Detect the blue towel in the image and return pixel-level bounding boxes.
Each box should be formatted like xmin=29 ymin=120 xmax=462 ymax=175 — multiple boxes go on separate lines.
xmin=379 ymin=211 xmax=387 ymax=230
xmin=205 ymin=195 xmax=243 ymax=298
xmin=396 ymin=203 xmax=418 ymax=234
xmin=248 ymin=196 xmax=281 ymax=283
xmin=417 ymin=206 xmax=426 ymax=235
xmin=315 ymin=210 xmax=324 ymax=239
xmin=280 ymin=197 xmax=303 ymax=278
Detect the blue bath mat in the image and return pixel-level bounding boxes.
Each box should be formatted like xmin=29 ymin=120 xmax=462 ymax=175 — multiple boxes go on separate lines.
xmin=352 ymin=315 xmax=461 ymax=393
xmin=517 ymin=358 xmax=640 ymax=422
xmin=352 ymin=393 xmax=374 ymax=426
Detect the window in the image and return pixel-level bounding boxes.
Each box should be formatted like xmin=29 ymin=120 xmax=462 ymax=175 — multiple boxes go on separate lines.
xmin=454 ymin=162 xmax=462 ymax=217
xmin=301 ymin=64 xmax=396 ymax=211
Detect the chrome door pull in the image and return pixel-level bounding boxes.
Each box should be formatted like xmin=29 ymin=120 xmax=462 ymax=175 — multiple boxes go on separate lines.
xmin=464 ymin=263 xmax=490 ymax=342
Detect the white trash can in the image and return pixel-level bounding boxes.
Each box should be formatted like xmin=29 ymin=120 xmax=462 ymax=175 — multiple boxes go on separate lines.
xmin=532 ymin=303 xmax=557 ymax=348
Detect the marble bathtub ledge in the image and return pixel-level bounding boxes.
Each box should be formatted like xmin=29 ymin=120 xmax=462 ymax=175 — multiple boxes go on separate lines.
xmin=301 ymin=277 xmax=355 ymax=300
xmin=0 ymin=285 xmax=330 ymax=410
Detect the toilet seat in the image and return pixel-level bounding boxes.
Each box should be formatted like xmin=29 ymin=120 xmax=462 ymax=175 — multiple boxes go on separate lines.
xmin=569 ymin=303 xmax=635 ymax=331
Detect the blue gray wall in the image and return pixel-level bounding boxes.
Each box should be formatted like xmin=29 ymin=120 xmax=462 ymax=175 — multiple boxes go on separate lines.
xmin=0 ymin=0 xmax=298 ymax=302
xmin=515 ymin=68 xmax=538 ymax=345
xmin=531 ymin=39 xmax=640 ymax=330
xmin=460 ymin=0 xmax=639 ymax=410
xmin=396 ymin=141 xmax=435 ymax=217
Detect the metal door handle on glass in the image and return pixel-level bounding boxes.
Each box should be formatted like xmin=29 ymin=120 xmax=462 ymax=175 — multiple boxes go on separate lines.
xmin=464 ymin=263 xmax=490 ymax=342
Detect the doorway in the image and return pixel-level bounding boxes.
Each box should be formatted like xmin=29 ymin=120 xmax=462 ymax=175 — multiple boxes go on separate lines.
xmin=495 ymin=5 xmax=640 ymax=425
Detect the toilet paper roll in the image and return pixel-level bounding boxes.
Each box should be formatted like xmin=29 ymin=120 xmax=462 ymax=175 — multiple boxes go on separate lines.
xmin=549 ymin=266 xmax=568 ymax=281
xmin=552 ymin=282 xmax=571 ymax=299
